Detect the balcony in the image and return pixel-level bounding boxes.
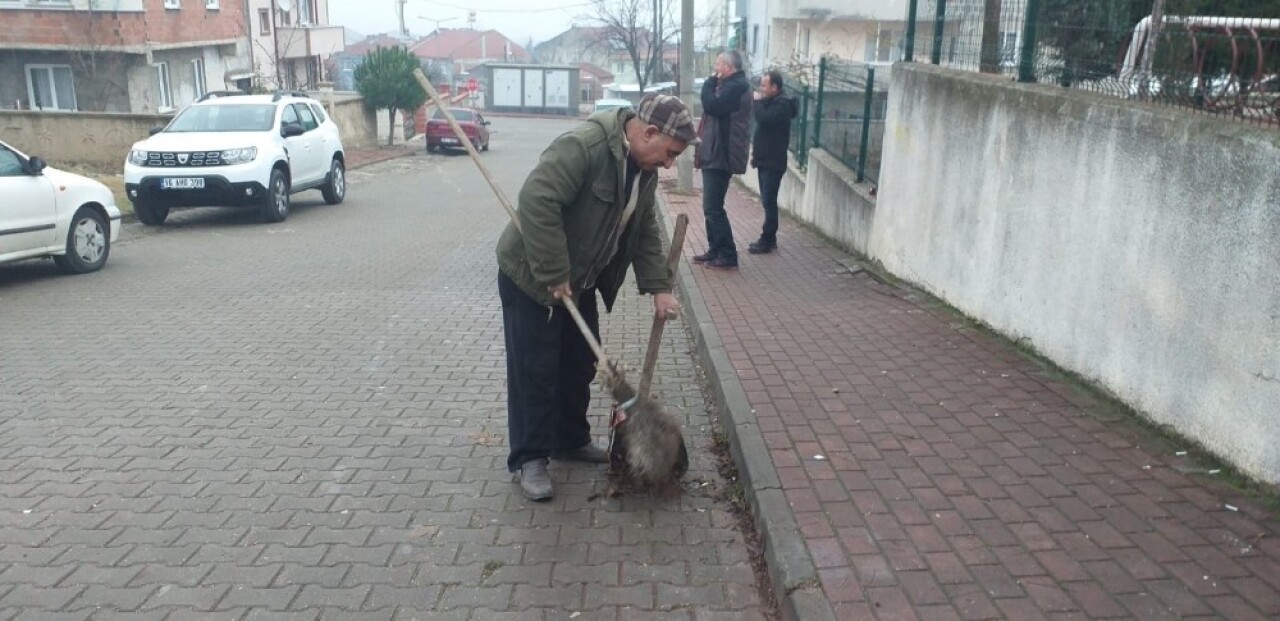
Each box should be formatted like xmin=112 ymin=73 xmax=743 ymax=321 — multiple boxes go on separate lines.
xmin=278 ymin=25 xmax=344 ymax=60
xmin=776 ymin=0 xmax=908 ymax=21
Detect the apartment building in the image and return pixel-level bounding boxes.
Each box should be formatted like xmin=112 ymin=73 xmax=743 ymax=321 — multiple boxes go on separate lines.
xmin=245 ymin=0 xmax=343 ymax=90
xmin=0 ymin=0 xmax=252 ymax=113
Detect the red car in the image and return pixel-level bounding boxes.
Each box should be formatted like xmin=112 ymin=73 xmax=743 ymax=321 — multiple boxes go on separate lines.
xmin=426 ymin=108 xmax=490 ymax=153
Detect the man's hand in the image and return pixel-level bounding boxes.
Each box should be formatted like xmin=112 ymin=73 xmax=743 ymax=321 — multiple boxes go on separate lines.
xmin=653 ymin=292 xmax=681 ymax=321
xmin=548 ymin=282 xmax=572 ymax=301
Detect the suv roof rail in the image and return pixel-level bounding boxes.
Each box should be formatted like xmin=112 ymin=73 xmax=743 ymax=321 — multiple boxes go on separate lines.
xmin=197 ymin=90 xmax=251 ymax=103
xmin=272 ymin=90 xmax=310 ymax=102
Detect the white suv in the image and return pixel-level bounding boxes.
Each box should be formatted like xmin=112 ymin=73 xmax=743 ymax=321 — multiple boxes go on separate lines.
xmin=124 ymin=90 xmax=346 ymax=225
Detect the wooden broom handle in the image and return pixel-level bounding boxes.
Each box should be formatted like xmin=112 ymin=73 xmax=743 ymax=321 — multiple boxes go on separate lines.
xmin=413 ymin=68 xmax=610 ymax=366
xmin=638 ymin=214 xmax=688 ymax=398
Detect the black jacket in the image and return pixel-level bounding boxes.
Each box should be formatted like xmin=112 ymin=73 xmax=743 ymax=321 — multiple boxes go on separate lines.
xmin=751 ymin=94 xmax=797 ymax=171
xmin=698 ymin=72 xmax=752 ymax=174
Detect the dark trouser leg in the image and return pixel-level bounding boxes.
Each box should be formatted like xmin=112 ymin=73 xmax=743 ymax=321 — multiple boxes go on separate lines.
xmin=701 ymin=169 xmax=736 ymax=262
xmin=758 ymin=168 xmax=783 ymax=244
xmin=554 ymin=287 xmax=599 ymax=452
xmin=500 ymin=271 xmax=565 ymax=472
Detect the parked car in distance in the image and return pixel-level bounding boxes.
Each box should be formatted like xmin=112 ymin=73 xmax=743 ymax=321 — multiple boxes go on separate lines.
xmin=124 ymin=90 xmax=346 ymax=225
xmin=426 ymin=108 xmax=490 ymax=153
xmin=593 ymin=98 xmax=633 ymax=113
xmin=0 ymin=139 xmax=121 ymax=274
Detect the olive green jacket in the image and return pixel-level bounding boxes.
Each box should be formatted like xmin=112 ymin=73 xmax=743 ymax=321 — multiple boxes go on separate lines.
xmin=496 ymin=108 xmax=672 ymax=310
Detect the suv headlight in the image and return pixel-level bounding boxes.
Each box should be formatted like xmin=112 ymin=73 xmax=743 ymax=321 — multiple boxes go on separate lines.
xmin=128 ymin=150 xmax=148 ymax=166
xmin=221 ymin=147 xmax=258 ymax=165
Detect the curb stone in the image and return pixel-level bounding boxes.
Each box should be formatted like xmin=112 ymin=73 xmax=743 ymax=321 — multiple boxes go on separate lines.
xmin=657 ymin=195 xmax=837 ymax=621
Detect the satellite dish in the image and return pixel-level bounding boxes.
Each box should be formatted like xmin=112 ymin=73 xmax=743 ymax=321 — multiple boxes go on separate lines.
xmin=276 ymin=0 xmax=292 ymax=12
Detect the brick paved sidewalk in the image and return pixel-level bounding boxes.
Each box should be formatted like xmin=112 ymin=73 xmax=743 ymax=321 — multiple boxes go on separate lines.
xmin=657 ymin=168 xmax=1280 ymax=620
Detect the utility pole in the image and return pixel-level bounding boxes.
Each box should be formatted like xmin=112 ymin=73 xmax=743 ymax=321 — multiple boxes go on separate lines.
xmin=676 ymin=0 xmax=694 ymax=192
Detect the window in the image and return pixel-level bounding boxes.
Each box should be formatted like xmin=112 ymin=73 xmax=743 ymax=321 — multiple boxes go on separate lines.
xmin=998 ymin=31 xmax=1018 ymax=64
xmin=0 ymin=148 xmax=24 ymax=177
xmin=191 ymin=58 xmax=207 ymax=99
xmin=163 ymin=0 xmax=179 ymax=8
xmin=281 ymin=103 xmax=299 ymax=128
xmin=25 ymin=65 xmax=77 ymax=111
xmin=168 ymin=104 xmax=277 ymax=132
xmin=258 ymin=9 xmax=271 ymax=35
xmin=877 ymin=29 xmax=902 ymax=62
xmin=155 ymin=62 xmax=173 ymax=111
xmin=308 ymin=103 xmax=327 ymax=124
xmin=205 ymin=0 xmax=218 ymax=8
xmin=294 ymin=104 xmax=317 ymax=131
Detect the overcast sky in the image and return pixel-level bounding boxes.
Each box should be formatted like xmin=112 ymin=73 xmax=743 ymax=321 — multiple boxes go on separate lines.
xmin=329 ymin=0 xmax=719 ymax=48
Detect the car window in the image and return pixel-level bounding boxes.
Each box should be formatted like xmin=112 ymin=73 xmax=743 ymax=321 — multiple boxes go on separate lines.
xmin=281 ymin=104 xmax=299 ymax=127
xmin=295 ymin=104 xmax=318 ymax=131
xmin=433 ymin=108 xmax=473 ymax=122
xmin=166 ymin=104 xmax=277 ymax=132
xmin=309 ymin=103 xmax=327 ymax=124
xmin=0 ymin=148 xmax=24 ymax=177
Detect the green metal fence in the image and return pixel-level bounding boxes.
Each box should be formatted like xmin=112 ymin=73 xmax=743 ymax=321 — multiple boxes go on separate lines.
xmin=782 ymin=58 xmax=888 ymax=185
xmin=905 ymin=0 xmax=1280 ymax=127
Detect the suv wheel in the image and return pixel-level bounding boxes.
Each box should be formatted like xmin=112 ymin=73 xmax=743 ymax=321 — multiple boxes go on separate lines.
xmin=321 ymin=157 xmax=345 ymax=205
xmin=261 ymin=168 xmax=290 ymax=223
xmin=134 ymin=200 xmax=169 ymax=226
xmin=53 ymin=207 xmax=110 ymax=274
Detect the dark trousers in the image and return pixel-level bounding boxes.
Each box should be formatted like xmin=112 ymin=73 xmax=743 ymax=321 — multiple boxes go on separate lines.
xmin=498 ymin=271 xmax=600 ymax=472
xmin=701 ymin=169 xmax=737 ymax=262
xmin=757 ymin=167 xmax=784 ymax=244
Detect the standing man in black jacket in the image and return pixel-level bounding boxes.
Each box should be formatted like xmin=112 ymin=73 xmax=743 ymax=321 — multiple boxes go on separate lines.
xmin=749 ymin=70 xmax=797 ymax=254
xmin=694 ymin=50 xmax=752 ymax=270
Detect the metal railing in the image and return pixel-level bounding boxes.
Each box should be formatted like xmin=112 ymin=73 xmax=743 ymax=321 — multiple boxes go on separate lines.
xmin=783 ymin=58 xmax=888 ymax=185
xmin=904 ymin=0 xmax=1280 ymax=128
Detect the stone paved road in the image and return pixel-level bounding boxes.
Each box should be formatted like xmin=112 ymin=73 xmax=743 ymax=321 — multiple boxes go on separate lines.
xmin=0 ymin=118 xmax=773 ymax=620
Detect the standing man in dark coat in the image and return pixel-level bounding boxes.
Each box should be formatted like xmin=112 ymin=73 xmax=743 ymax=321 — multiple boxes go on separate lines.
xmin=748 ymin=69 xmax=797 ymax=254
xmin=693 ymin=50 xmax=752 ymax=270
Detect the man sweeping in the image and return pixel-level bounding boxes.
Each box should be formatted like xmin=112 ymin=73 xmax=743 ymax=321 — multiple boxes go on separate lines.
xmin=496 ymin=94 xmax=698 ymax=501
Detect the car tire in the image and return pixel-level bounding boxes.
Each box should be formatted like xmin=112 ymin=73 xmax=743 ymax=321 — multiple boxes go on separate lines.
xmin=52 ymin=207 xmax=110 ymax=274
xmin=134 ymin=200 xmax=169 ymax=226
xmin=260 ymin=168 xmax=290 ymax=223
xmin=321 ymin=157 xmax=345 ymax=205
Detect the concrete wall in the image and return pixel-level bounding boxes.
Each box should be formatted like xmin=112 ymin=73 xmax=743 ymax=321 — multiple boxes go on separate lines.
xmin=0 ymin=93 xmax=377 ymax=169
xmin=0 ymin=109 xmax=170 ymax=169
xmin=875 ymin=63 xmax=1280 ymax=483
xmin=319 ymin=93 xmax=377 ymax=150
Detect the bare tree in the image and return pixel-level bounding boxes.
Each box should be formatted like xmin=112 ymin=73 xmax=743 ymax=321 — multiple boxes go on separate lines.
xmin=61 ymin=8 xmax=132 ymax=111
xmin=586 ymin=0 xmax=679 ymax=92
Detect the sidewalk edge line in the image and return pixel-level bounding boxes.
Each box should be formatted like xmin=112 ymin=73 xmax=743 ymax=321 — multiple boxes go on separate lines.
xmin=657 ymin=194 xmax=837 ymax=621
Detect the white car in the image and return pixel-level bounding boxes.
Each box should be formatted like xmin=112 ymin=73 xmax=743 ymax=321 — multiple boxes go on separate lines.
xmin=0 ymin=139 xmax=121 ymax=274
xmin=124 ymin=90 xmax=345 ymax=225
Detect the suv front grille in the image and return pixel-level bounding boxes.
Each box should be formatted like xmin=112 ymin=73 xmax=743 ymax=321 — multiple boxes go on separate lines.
xmin=144 ymin=151 xmax=225 ymax=167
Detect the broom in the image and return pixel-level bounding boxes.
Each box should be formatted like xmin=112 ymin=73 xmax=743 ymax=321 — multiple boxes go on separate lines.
xmin=412 ymin=69 xmax=688 ymax=490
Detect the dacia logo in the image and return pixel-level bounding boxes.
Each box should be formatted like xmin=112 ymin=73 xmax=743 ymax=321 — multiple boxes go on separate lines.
xmin=178 ymin=153 xmax=189 ymax=164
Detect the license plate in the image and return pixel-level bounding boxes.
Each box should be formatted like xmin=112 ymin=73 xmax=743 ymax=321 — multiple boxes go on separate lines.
xmin=161 ymin=178 xmax=204 ymax=190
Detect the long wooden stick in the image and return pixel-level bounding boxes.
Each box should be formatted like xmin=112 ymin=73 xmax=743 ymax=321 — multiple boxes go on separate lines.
xmin=412 ymin=68 xmax=609 ymax=367
xmin=638 ymin=214 xmax=688 ymax=398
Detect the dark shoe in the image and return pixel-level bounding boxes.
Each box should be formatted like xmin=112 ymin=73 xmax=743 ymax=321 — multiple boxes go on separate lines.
xmin=748 ymin=240 xmax=776 ymax=254
xmin=553 ymin=442 xmax=609 ymax=463
xmin=704 ymin=256 xmax=738 ymax=270
xmin=692 ymin=251 xmax=717 ymax=264
xmin=516 ymin=458 xmax=553 ymax=501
